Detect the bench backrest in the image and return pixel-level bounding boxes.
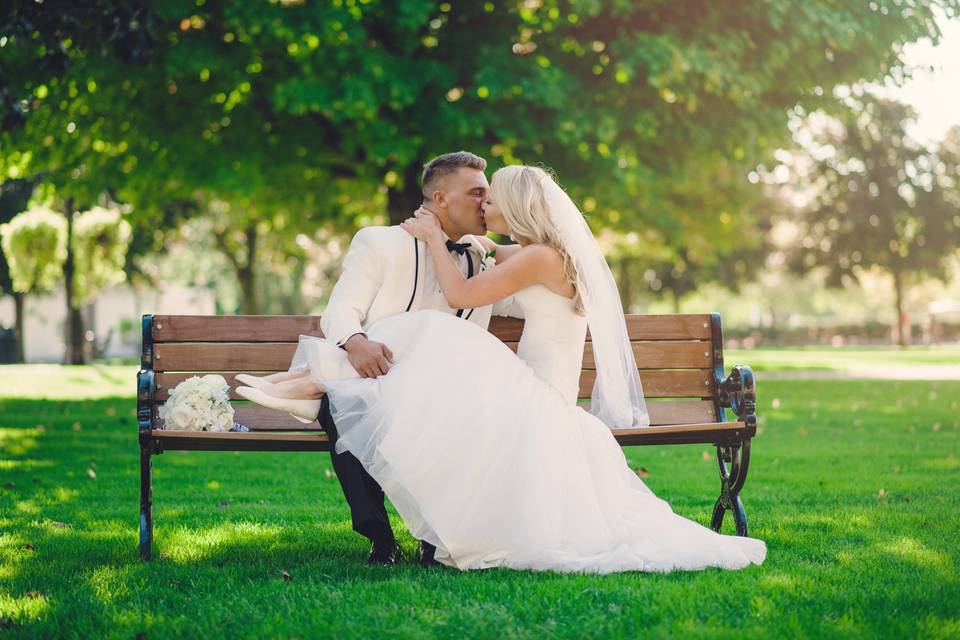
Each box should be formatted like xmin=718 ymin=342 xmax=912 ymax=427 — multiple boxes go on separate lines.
xmin=143 ymin=313 xmax=728 ymax=429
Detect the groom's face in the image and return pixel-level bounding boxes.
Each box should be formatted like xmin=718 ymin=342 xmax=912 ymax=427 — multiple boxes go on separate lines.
xmin=438 ymin=168 xmax=489 ymax=238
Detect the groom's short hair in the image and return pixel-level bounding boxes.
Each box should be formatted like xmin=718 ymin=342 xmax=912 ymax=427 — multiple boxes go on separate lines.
xmin=422 ymin=151 xmax=487 ymax=200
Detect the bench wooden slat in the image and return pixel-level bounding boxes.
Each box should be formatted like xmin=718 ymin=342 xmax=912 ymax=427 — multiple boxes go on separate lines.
xmin=152 ymin=314 xmax=714 ymax=342
xmin=153 ymin=430 xmax=327 ymax=441
xmin=489 ymin=315 xmax=714 ymax=341
xmin=621 ymin=314 xmax=712 ymax=340
xmin=152 ymin=341 xmax=713 ymax=373
xmin=582 ymin=341 xmax=710 ymax=369
xmin=150 ymin=399 xmax=720 ymax=431
xmin=154 ymin=368 xmax=713 ymax=402
xmin=147 ymin=420 xmax=747 ymax=451
xmin=150 ymin=420 xmax=745 ymax=441
xmin=646 ymin=400 xmax=719 ymax=424
xmin=153 ymin=315 xmax=324 ymax=342
xmin=149 ymin=429 xmax=330 ymax=452
xmin=613 ymin=421 xmax=754 ymax=446
xmin=576 ymin=370 xmax=712 ymax=398
xmin=153 ymin=343 xmax=298 ymax=371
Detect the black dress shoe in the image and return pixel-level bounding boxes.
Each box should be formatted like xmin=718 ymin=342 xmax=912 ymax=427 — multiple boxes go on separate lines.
xmin=367 ymin=537 xmax=402 ymax=566
xmin=416 ymin=540 xmax=438 ymax=568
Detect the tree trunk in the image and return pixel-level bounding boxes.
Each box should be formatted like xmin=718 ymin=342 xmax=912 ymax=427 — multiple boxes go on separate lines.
xmin=212 ymin=218 xmax=261 ymax=315
xmin=671 ymin=291 xmax=682 ymax=314
xmin=237 ymin=223 xmax=259 ymax=315
xmin=892 ymin=268 xmax=907 ymax=348
xmin=63 ymin=199 xmax=86 ymax=364
xmin=13 ymin=291 xmax=25 ymax=362
xmin=387 ymin=162 xmax=423 ymax=226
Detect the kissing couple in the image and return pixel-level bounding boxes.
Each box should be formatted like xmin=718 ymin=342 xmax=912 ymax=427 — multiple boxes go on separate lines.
xmin=235 ymin=151 xmax=767 ymax=573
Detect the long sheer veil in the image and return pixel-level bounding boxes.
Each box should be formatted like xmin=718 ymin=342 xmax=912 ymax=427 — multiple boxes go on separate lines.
xmin=540 ymin=175 xmax=650 ymax=428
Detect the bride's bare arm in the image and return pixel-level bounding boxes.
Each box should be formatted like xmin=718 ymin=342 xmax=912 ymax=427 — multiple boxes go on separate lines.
xmin=429 ymin=241 xmax=561 ymax=309
xmin=474 ymin=236 xmax=523 ymax=264
xmin=402 ymin=213 xmax=564 ymax=309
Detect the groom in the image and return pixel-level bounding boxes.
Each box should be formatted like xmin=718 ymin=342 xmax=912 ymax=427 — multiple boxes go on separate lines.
xmin=318 ymin=151 xmax=502 ymax=567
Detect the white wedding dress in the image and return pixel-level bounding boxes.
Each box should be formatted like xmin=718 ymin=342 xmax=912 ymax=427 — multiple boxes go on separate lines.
xmin=292 ymin=284 xmax=767 ymax=573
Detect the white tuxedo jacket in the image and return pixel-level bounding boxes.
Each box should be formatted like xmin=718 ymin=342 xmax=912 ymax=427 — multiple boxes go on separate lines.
xmin=321 ymin=225 xmax=514 ymax=346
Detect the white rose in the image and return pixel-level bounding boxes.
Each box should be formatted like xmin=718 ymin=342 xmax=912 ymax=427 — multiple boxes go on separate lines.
xmin=166 ymin=404 xmax=192 ymax=430
xmin=211 ymin=411 xmax=233 ymax=432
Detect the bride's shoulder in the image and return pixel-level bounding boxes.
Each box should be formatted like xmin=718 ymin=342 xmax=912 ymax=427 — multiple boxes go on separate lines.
xmin=510 ymin=245 xmax=570 ymax=290
xmin=515 ymin=243 xmax=564 ymax=265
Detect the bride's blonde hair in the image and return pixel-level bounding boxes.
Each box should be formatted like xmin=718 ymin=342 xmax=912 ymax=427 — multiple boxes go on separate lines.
xmin=490 ymin=165 xmax=583 ymax=313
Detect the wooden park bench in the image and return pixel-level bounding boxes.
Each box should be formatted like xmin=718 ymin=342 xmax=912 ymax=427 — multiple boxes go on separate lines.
xmin=137 ymin=313 xmax=758 ymax=560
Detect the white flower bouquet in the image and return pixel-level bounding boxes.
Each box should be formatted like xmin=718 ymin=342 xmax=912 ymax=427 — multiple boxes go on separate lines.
xmin=158 ymin=374 xmax=235 ymax=432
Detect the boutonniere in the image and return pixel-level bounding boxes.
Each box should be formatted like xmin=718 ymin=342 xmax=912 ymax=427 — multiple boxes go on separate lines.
xmin=480 ymin=248 xmax=497 ymax=270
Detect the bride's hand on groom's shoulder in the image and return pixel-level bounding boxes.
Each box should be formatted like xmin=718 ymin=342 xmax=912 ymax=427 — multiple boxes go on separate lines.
xmin=401 ymin=207 xmax=442 ymax=243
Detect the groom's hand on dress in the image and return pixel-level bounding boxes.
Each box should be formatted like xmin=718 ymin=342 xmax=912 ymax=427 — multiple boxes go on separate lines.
xmin=343 ymin=334 xmax=395 ymax=378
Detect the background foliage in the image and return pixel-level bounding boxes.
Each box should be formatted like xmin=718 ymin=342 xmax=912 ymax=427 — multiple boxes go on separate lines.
xmin=0 ymin=1 xmax=958 ymax=357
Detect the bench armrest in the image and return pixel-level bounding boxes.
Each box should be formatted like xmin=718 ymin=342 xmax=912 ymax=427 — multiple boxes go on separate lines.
xmin=137 ymin=370 xmax=154 ymax=432
xmin=138 ymin=315 xmax=155 ymax=442
xmin=718 ymin=365 xmax=756 ymax=428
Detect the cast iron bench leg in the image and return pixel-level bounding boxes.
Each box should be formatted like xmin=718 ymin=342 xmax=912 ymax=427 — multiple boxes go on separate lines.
xmin=137 ymin=319 xmax=156 ymax=561
xmin=709 ymin=440 xmax=751 ymax=536
xmin=139 ymin=445 xmax=153 ymax=560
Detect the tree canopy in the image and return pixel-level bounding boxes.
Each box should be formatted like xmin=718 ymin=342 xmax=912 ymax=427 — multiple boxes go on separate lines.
xmin=0 ymin=205 xmax=67 ymax=295
xmin=774 ymin=90 xmax=960 ymax=345
xmin=2 ymin=0 xmax=956 ymax=312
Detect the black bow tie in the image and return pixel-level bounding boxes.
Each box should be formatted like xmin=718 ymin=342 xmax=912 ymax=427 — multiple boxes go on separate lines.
xmin=445 ymin=239 xmax=472 ymax=255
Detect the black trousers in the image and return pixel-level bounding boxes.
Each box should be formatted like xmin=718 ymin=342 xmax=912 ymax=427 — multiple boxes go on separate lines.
xmin=317 ymin=395 xmax=393 ymax=542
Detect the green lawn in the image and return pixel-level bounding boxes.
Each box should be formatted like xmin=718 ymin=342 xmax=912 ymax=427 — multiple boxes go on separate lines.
xmin=1 ymin=363 xmax=958 ymax=638
xmin=727 ymin=344 xmax=960 ymax=373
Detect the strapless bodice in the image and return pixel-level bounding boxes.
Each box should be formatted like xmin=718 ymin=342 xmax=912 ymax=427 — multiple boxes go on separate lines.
xmin=513 ymin=284 xmax=588 ymax=405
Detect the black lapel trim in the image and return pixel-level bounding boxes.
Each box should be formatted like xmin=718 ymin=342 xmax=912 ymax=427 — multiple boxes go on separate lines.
xmin=457 ymin=252 xmax=477 ymax=319
xmin=405 ymin=238 xmax=419 ymax=312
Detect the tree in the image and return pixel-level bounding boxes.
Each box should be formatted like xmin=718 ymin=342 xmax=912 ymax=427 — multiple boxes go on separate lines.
xmin=57 ymin=202 xmax=134 ymax=363
xmin=0 ymin=1 xmax=155 ymax=131
xmin=72 ymin=204 xmax=133 ymax=305
xmin=69 ymin=203 xmax=133 ymax=361
xmin=603 ymin=158 xmax=777 ymax=311
xmin=0 ymin=200 xmax=133 ymax=363
xmin=0 ymin=205 xmax=67 ymax=360
xmin=0 ymin=177 xmax=36 ymax=361
xmin=612 ymin=239 xmax=774 ymax=314
xmin=2 ymin=1 xmax=956 ymax=314
xmin=2 ymin=1 xmax=381 ymax=313
xmin=774 ymin=91 xmax=960 ymax=346
xmin=941 ymin=124 xmax=960 ymax=209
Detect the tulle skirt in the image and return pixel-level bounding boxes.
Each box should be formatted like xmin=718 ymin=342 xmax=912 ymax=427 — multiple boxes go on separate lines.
xmin=293 ymin=310 xmax=766 ymax=573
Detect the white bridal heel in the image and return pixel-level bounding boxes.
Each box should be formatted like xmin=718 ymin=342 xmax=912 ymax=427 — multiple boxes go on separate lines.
xmin=235 ymin=386 xmax=322 ymax=424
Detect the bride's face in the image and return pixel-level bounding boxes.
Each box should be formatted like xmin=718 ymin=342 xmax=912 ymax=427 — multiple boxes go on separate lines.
xmin=482 ymin=194 xmax=511 ymax=236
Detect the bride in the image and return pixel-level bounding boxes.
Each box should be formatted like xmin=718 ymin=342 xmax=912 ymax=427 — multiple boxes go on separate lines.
xmin=236 ymin=165 xmax=767 ymax=573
